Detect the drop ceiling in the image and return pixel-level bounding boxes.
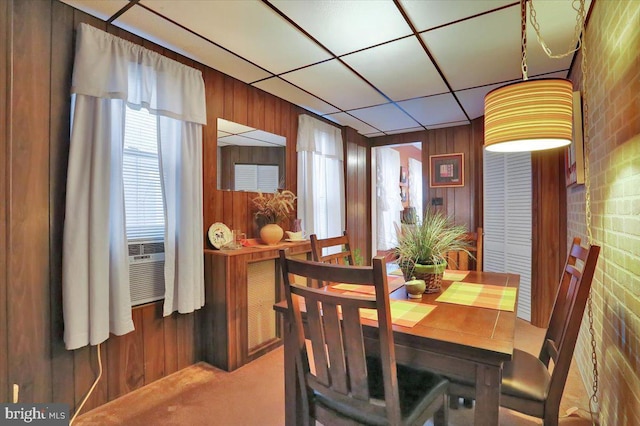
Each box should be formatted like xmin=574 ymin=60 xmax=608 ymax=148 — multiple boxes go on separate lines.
xmin=60 ymin=0 xmax=591 ymax=138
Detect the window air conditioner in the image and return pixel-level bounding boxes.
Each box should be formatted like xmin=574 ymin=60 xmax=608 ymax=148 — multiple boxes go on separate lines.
xmin=128 ymin=240 xmax=165 ymax=306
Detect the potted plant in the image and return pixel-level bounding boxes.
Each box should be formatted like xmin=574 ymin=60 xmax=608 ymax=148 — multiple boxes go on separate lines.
xmin=395 ymin=209 xmax=472 ymax=293
xmin=252 ymin=190 xmax=296 ymax=245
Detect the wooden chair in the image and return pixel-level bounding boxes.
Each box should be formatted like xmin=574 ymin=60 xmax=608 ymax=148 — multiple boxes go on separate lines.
xmin=446 ymin=227 xmax=483 ymax=272
xmin=448 ymin=237 xmax=600 ymax=426
xmin=309 ymin=231 xmax=355 ymax=266
xmin=279 ymin=251 xmax=449 ymax=426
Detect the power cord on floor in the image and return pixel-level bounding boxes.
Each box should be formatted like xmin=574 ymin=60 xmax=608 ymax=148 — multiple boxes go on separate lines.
xmin=70 ymin=343 xmax=103 ymax=425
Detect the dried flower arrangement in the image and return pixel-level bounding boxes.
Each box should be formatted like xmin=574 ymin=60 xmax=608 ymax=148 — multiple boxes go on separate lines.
xmin=252 ymin=190 xmax=297 ymax=228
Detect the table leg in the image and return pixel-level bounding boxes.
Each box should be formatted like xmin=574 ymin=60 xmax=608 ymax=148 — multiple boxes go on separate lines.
xmin=283 ymin=317 xmax=304 ymax=426
xmin=473 ymin=364 xmax=502 ymax=426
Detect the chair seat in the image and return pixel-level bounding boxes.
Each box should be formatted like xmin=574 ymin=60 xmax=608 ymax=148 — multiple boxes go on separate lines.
xmin=315 ymin=358 xmax=449 ymax=426
xmin=501 ymin=349 xmax=550 ymax=402
xmin=451 ymin=349 xmax=550 ymax=403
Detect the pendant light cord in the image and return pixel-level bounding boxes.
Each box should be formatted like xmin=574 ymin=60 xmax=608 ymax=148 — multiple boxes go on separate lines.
xmin=529 ymin=1 xmax=599 ymax=423
xmin=521 ymin=0 xmax=528 ymax=80
xmin=579 ymin=13 xmax=600 ymax=425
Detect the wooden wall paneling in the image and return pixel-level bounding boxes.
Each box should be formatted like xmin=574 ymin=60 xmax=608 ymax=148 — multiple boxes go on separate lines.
xmin=0 ymin=0 xmax=10 ymax=405
xmin=344 ymin=128 xmax=372 ymax=263
xmin=105 ymin=308 xmax=145 ymax=401
xmin=176 ymin=313 xmax=195 ymax=370
xmin=531 ymin=150 xmax=566 ymax=327
xmin=264 ymin=92 xmax=277 ymax=134
xmin=50 ymin=0 xmax=75 ymax=407
xmin=231 ymin=190 xmax=250 ymax=236
xmin=163 ymin=312 xmax=178 ymax=376
xmin=141 ymin=303 xmax=165 ymax=384
xmin=232 ymin=79 xmax=249 ymax=125
xmin=286 ymin=105 xmax=300 ymax=193
xmin=222 ymin=75 xmax=234 ymax=120
xmin=73 ymin=345 xmax=104 ymax=413
xmin=249 ymin=88 xmax=265 ymax=131
xmin=203 ymin=69 xmax=223 ymax=232
xmin=362 ymin=141 xmax=372 ymax=261
xmin=471 ymin=118 xmax=485 ymax=230
xmin=221 ymin=191 xmax=234 ymax=230
xmin=9 ymin=0 xmax=53 ymax=402
xmin=452 ymin=126 xmax=472 ymax=228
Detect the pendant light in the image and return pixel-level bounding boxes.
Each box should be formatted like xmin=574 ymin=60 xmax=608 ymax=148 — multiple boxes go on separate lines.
xmin=484 ymin=0 xmax=574 ymax=152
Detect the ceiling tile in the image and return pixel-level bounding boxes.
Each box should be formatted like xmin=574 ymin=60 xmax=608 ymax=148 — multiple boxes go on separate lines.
xmin=59 ymin=0 xmax=128 ymax=20
xmin=114 ymin=5 xmax=271 ymax=83
xmin=139 ymin=0 xmax=332 ymax=74
xmin=455 ymin=82 xmax=509 ymax=121
xmin=421 ymin=6 xmax=521 ymax=91
xmin=348 ymin=104 xmax=420 ymax=132
xmin=271 ymin=0 xmax=412 ymax=56
xmin=341 ymin=36 xmax=448 ymax=101
xmin=397 ymin=93 xmax=468 ymax=127
xmin=400 ymin=0 xmax=515 ymax=32
xmin=252 ymin=77 xmax=340 ymax=116
xmin=282 ymin=60 xmax=388 ymax=111
xmin=323 ymin=112 xmax=380 ymax=135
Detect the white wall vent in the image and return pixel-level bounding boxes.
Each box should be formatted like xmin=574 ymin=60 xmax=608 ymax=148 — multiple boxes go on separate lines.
xmin=128 ymin=240 xmax=165 ymax=306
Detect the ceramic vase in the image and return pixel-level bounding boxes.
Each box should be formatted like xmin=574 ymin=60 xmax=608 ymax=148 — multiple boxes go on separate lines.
xmin=404 ymin=279 xmax=426 ymax=299
xmin=260 ymin=223 xmax=284 ymax=245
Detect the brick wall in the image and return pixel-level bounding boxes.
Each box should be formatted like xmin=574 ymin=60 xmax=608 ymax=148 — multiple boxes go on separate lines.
xmin=568 ymin=1 xmax=640 ymax=424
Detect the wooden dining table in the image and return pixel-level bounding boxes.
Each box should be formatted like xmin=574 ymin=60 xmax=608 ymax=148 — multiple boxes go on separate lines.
xmin=273 ymin=269 xmax=520 ymax=426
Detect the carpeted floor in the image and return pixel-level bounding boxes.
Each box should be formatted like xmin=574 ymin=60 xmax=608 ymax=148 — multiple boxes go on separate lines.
xmin=75 ymin=319 xmax=594 ymax=425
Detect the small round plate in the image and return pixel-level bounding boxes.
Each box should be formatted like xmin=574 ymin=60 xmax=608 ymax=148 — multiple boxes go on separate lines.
xmin=208 ymin=222 xmax=232 ymax=249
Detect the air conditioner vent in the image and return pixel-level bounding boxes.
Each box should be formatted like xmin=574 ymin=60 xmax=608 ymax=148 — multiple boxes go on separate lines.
xmin=128 ymin=239 xmax=165 ymax=306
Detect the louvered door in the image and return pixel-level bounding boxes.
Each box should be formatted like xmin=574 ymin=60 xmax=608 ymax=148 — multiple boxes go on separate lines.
xmin=483 ymin=151 xmax=532 ymax=321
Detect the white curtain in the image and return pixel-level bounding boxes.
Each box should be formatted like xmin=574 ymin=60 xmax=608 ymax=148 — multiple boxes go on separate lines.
xmin=297 ymin=114 xmax=345 ymax=242
xmin=63 ymin=24 xmax=206 ymax=350
xmin=376 ymin=148 xmax=403 ymax=250
xmin=408 ymin=157 xmax=423 ymax=223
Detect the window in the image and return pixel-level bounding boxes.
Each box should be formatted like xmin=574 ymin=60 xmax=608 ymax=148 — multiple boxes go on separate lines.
xmin=123 ymin=106 xmax=165 ymax=241
xmin=123 ymin=106 xmax=165 ymax=306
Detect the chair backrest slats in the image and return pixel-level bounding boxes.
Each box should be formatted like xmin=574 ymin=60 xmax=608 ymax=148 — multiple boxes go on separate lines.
xmin=279 ymin=250 xmax=402 ymax=423
xmin=540 ymin=237 xmax=600 ymax=410
xmin=310 ymin=231 xmax=355 ymax=266
xmin=446 ymin=227 xmax=483 ymax=272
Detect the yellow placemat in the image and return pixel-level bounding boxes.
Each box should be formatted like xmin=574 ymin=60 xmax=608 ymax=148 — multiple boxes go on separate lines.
xmin=331 ymin=276 xmax=404 ymax=295
xmin=359 ymin=299 xmax=436 ymax=328
xmin=435 ymin=282 xmax=517 ymax=311
xmin=443 ymin=270 xmax=470 ymax=281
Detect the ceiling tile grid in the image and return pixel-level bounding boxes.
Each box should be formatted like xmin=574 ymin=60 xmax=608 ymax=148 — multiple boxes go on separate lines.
xmin=60 ymin=0 xmax=589 ymax=137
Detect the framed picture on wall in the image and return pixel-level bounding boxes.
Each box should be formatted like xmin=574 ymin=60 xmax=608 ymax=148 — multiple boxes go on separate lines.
xmin=429 ymin=153 xmax=464 ymax=188
xmin=565 ymin=91 xmax=585 ymax=187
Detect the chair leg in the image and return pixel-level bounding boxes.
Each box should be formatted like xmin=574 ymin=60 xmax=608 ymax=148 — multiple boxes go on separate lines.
xmin=433 ymin=395 xmax=448 ymax=426
xmin=449 ymin=395 xmax=460 ymax=409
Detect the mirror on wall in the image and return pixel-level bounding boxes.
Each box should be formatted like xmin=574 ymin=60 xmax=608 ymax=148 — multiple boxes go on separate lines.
xmin=217 ymin=118 xmax=286 ymax=193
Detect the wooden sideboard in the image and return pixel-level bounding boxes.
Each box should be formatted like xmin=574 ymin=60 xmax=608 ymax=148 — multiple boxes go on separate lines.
xmin=202 ymin=240 xmax=311 ymax=371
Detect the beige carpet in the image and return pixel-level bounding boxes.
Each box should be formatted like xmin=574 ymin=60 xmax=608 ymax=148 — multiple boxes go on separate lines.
xmin=75 ymin=319 xmax=594 ymax=425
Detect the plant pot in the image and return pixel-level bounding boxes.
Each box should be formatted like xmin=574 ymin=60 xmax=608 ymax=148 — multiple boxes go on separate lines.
xmin=260 ymin=223 xmax=284 ymax=245
xmin=401 ymin=261 xmax=447 ymax=293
